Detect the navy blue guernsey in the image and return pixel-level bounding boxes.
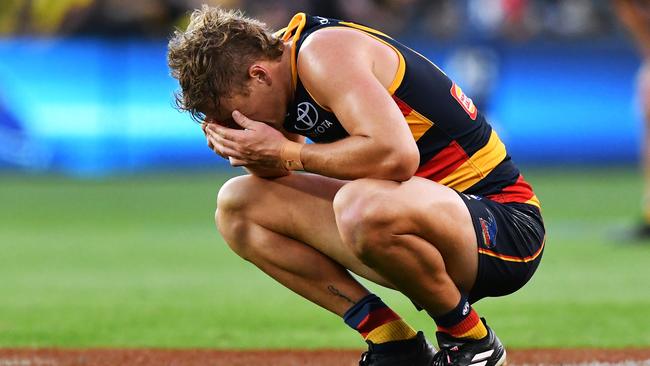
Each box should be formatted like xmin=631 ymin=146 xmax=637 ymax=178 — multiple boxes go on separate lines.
xmin=277 ymin=13 xmax=539 ymax=208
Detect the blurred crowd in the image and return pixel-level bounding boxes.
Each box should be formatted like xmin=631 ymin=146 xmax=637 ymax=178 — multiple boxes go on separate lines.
xmin=0 ymin=0 xmax=629 ymax=41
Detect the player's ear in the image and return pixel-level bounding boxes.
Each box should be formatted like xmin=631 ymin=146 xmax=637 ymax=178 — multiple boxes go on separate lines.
xmin=248 ymin=64 xmax=271 ymax=86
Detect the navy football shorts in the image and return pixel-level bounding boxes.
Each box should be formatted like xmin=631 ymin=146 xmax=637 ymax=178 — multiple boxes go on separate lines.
xmin=456 ymin=192 xmax=546 ymax=303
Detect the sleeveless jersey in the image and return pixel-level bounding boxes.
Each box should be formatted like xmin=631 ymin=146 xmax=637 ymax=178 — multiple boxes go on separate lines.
xmin=277 ymin=13 xmax=540 ymax=208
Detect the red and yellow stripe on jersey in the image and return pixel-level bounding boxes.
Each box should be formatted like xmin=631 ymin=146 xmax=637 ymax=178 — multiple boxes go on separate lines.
xmin=280 ymin=13 xmax=540 ymax=209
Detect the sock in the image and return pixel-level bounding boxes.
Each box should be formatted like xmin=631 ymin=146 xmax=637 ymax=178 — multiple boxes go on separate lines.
xmin=432 ymin=295 xmax=487 ymax=340
xmin=343 ymin=294 xmax=417 ymax=345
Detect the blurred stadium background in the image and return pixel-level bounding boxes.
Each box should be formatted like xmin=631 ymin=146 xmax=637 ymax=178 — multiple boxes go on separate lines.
xmin=1 ymin=0 xmax=649 ymax=352
xmin=0 ymin=0 xmax=642 ymax=174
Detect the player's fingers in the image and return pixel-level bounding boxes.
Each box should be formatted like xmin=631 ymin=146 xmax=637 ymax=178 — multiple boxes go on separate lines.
xmin=228 ymin=157 xmax=247 ymax=166
xmin=231 ymin=110 xmax=257 ymax=130
xmin=207 ymin=134 xmax=245 ymax=160
xmin=206 ymin=134 xmax=230 ymax=159
xmin=205 ymin=132 xmax=216 ymax=151
xmin=210 ymin=130 xmax=241 ymax=152
xmin=220 ymin=146 xmax=244 ymax=160
xmin=208 ymin=124 xmax=243 ymax=142
xmin=209 ymin=143 xmax=228 ymax=160
xmin=205 ymin=125 xmax=226 ymax=142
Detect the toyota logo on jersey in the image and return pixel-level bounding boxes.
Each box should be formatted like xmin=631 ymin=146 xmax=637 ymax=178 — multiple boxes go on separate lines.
xmin=295 ymin=102 xmax=319 ymax=131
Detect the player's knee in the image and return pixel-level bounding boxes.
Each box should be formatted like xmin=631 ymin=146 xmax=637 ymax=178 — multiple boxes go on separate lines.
xmin=216 ymin=209 xmax=254 ymax=259
xmin=216 ymin=175 xmax=257 ymax=216
xmin=333 ymin=181 xmax=396 ymax=258
xmin=215 ymin=176 xmax=257 ymax=258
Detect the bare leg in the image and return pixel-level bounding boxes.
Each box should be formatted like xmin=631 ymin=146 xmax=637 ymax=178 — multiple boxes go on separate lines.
xmin=217 ymin=173 xmax=479 ymax=318
xmin=216 ymin=174 xmax=393 ymax=316
xmin=333 ymin=177 xmax=479 ymax=316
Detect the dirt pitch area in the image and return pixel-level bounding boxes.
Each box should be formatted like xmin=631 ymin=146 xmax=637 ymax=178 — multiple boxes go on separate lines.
xmin=1 ymin=349 xmax=650 ymax=366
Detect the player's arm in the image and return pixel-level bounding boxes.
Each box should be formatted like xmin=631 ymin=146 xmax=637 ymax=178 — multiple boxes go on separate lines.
xmin=293 ymin=29 xmax=420 ymax=181
xmin=205 ymin=29 xmax=419 ymax=181
xmin=240 ymin=132 xmax=305 ymax=178
xmin=204 ymin=121 xmax=304 ymax=179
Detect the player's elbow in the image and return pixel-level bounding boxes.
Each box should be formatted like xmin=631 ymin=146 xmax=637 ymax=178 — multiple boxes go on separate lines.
xmin=378 ymin=147 xmax=419 ymax=182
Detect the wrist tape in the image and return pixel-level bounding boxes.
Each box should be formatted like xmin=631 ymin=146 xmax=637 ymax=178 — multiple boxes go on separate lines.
xmin=280 ymin=141 xmax=304 ymax=171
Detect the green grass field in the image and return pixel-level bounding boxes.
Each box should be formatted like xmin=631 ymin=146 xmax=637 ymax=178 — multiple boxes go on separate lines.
xmin=1 ymin=167 xmax=649 ymax=349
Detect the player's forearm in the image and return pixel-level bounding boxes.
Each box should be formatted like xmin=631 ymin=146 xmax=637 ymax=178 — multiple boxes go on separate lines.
xmin=244 ymin=165 xmax=291 ymax=178
xmin=298 ymin=136 xmax=418 ymax=181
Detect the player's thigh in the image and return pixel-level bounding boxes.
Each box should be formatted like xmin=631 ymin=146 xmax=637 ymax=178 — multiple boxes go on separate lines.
xmin=335 ymin=177 xmax=478 ymax=293
xmin=217 ymin=173 xmax=391 ymax=286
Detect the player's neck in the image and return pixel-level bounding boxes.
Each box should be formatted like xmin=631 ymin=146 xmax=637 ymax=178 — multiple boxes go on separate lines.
xmin=281 ymin=42 xmax=295 ymax=103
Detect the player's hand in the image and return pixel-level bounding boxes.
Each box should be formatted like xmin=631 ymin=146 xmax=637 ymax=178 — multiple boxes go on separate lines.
xmin=203 ymin=118 xmax=251 ymax=162
xmin=204 ymin=110 xmax=288 ymax=169
xmin=202 ymin=121 xmax=231 ymax=160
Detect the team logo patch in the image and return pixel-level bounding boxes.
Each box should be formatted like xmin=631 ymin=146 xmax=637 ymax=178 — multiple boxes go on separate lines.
xmin=293 ymin=101 xmax=335 ymax=137
xmin=461 ymin=301 xmax=470 ymax=316
xmin=450 ymin=83 xmax=478 ymax=120
xmin=479 ymin=209 xmax=498 ymax=248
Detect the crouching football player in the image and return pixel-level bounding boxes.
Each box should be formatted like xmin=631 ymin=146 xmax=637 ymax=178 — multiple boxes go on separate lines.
xmin=168 ymin=7 xmax=545 ymax=366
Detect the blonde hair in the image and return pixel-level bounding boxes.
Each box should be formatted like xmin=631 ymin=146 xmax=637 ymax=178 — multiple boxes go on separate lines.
xmin=167 ymin=6 xmax=284 ymax=121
